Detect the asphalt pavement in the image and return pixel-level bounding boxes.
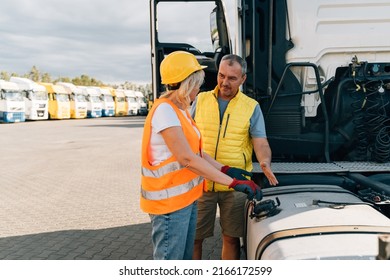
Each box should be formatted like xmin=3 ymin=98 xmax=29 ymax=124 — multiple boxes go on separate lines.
xmin=0 ymin=116 xmax=225 ymax=260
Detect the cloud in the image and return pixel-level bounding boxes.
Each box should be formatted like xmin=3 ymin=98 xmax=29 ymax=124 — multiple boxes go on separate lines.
xmin=0 ymin=0 xmax=235 ymax=84
xmin=0 ymin=0 xmax=151 ymax=83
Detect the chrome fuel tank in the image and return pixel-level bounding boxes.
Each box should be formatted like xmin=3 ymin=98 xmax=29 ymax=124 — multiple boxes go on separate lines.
xmin=245 ymin=185 xmax=390 ymax=260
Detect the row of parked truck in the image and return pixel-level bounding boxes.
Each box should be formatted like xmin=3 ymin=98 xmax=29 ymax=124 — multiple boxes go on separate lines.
xmin=0 ymin=77 xmax=148 ymax=123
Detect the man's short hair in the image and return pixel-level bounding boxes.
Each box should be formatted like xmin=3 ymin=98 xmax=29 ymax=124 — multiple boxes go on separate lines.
xmin=220 ymin=54 xmax=247 ymax=76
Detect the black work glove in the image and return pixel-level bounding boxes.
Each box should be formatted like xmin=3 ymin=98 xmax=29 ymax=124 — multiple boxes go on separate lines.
xmin=228 ymin=178 xmax=263 ymax=201
xmin=221 ymin=165 xmax=253 ymax=180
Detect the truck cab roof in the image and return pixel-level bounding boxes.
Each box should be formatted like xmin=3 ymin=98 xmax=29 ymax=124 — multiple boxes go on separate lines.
xmin=0 ymin=79 xmax=20 ymax=91
xmin=10 ymin=77 xmax=46 ymax=92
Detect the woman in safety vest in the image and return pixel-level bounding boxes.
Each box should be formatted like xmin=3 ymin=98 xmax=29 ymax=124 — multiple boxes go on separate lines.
xmin=140 ymin=51 xmax=262 ymax=260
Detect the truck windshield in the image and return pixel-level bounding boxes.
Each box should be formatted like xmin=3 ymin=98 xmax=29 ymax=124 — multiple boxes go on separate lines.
xmin=3 ymin=91 xmax=23 ymax=101
xmin=102 ymin=95 xmax=114 ymax=102
xmin=56 ymin=93 xmax=70 ymax=102
xmin=157 ymin=2 xmax=216 ymax=53
xmin=127 ymin=97 xmax=136 ymax=103
xmin=90 ymin=95 xmax=100 ymax=102
xmin=32 ymin=91 xmax=48 ymax=100
xmin=137 ymin=97 xmax=146 ymax=104
xmin=75 ymin=94 xmax=87 ymax=102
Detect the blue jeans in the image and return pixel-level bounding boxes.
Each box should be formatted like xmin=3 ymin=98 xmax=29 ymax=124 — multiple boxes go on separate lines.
xmin=149 ymin=201 xmax=198 ymax=260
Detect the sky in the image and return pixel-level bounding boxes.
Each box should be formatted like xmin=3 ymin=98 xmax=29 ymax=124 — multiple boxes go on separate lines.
xmin=0 ymin=0 xmax=235 ymax=85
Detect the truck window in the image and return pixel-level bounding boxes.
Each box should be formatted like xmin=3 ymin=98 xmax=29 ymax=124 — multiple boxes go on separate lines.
xmin=157 ymin=2 xmax=216 ymax=54
xmin=4 ymin=90 xmax=23 ymax=101
xmin=35 ymin=91 xmax=48 ymax=101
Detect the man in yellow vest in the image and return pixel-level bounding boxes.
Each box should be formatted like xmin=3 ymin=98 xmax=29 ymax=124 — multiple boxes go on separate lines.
xmin=191 ymin=54 xmax=278 ymax=260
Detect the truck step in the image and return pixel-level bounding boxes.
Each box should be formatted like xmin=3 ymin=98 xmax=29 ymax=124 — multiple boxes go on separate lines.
xmin=252 ymin=161 xmax=390 ymax=174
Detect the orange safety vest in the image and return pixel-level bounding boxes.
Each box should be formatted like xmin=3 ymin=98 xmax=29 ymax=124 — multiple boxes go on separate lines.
xmin=140 ymin=98 xmax=204 ymax=215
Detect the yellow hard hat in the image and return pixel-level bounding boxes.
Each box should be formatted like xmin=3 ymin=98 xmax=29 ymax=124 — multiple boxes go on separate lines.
xmin=160 ymin=51 xmax=207 ymax=85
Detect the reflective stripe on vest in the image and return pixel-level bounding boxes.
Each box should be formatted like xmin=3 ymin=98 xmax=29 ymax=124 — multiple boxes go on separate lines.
xmin=141 ymin=175 xmax=204 ymax=201
xmin=141 ymin=161 xmax=183 ymax=178
xmin=141 ymin=152 xmax=200 ymax=178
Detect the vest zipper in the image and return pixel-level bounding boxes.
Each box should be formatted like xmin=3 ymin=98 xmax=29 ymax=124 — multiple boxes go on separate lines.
xmin=212 ymin=124 xmax=222 ymax=191
xmin=212 ymin=96 xmax=227 ymax=192
xmin=211 ymin=105 xmax=226 ymax=191
xmin=223 ymin=114 xmax=230 ymax=138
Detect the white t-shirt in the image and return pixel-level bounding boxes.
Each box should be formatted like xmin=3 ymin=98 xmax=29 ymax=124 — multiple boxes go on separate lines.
xmin=149 ymin=103 xmax=200 ymax=166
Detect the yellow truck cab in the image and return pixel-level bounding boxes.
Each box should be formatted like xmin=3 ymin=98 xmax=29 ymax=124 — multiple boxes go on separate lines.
xmin=39 ymin=82 xmax=70 ymax=120
xmin=56 ymin=82 xmax=87 ymax=119
xmin=107 ymin=87 xmax=126 ymax=117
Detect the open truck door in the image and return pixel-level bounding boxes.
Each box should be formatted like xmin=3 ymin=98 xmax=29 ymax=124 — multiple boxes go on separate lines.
xmin=150 ymin=0 xmax=232 ymax=104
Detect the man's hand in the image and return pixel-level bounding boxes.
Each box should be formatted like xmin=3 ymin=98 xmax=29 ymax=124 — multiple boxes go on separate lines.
xmin=228 ymin=178 xmax=262 ymax=201
xmin=260 ymin=161 xmax=278 ymax=186
xmin=221 ymin=165 xmax=252 ymax=180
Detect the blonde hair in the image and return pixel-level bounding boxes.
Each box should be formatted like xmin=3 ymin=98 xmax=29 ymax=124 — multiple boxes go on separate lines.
xmin=161 ymin=70 xmax=205 ymax=108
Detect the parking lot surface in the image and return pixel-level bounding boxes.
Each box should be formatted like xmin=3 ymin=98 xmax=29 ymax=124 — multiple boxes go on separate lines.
xmin=0 ymin=117 xmax=223 ymax=260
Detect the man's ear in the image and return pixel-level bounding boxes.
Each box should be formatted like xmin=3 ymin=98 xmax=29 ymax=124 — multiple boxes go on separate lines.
xmin=241 ymin=74 xmax=247 ymax=84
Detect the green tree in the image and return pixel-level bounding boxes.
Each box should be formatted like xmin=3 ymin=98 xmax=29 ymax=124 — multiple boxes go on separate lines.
xmin=80 ymin=74 xmax=90 ymax=85
xmin=1 ymin=65 xmax=149 ymax=89
xmin=54 ymin=77 xmax=71 ymax=84
xmin=0 ymin=71 xmax=10 ymax=80
xmin=29 ymin=66 xmax=40 ymax=82
xmin=71 ymin=77 xmax=81 ymax=85
xmin=41 ymin=73 xmax=52 ymax=83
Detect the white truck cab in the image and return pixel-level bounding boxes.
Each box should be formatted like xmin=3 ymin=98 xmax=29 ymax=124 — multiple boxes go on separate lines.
xmin=124 ymin=90 xmax=138 ymax=116
xmin=95 ymin=87 xmax=115 ymax=117
xmin=10 ymin=77 xmax=48 ymax=120
xmin=78 ymin=86 xmax=103 ymax=118
xmin=0 ymin=79 xmax=25 ymax=123
xmin=150 ymin=0 xmax=390 ymax=260
xmin=134 ymin=91 xmax=148 ymax=115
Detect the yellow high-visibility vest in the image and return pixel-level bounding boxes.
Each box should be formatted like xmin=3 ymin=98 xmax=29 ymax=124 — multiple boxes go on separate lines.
xmin=194 ymin=86 xmax=257 ymax=192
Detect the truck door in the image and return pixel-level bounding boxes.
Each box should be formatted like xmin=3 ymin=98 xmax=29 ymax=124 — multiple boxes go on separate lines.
xmin=150 ymin=0 xmax=231 ymax=101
